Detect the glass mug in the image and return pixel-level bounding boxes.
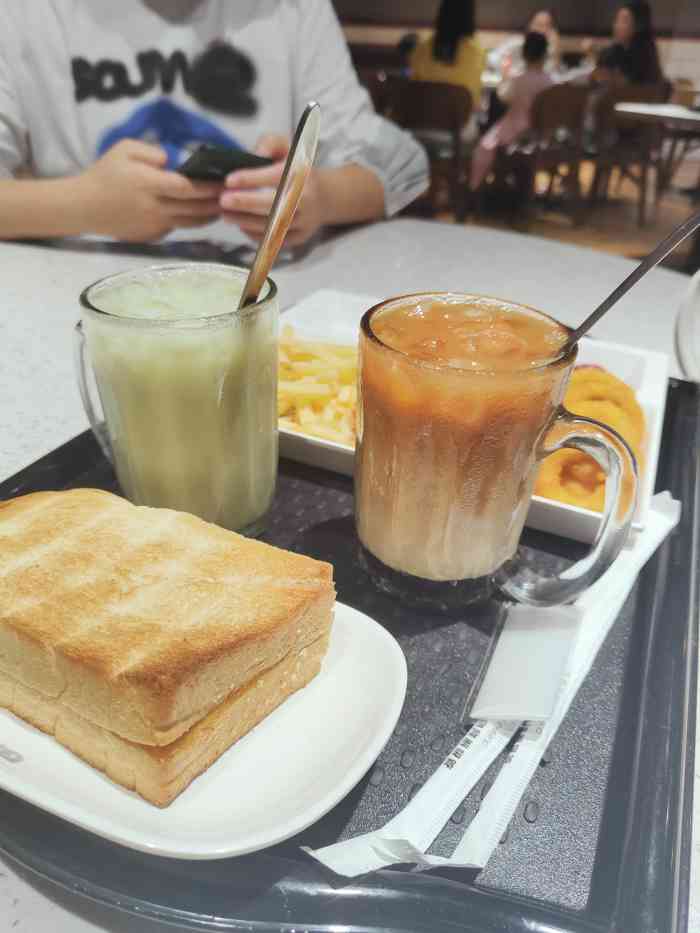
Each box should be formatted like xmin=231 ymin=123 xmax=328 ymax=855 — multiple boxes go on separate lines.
xmin=74 ymin=263 xmax=279 ymax=536
xmin=355 ymin=293 xmax=638 ymax=608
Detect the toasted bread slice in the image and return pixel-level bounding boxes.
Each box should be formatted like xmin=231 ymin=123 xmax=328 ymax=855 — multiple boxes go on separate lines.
xmin=0 ymin=489 xmax=334 ymax=746
xmin=0 ymin=633 xmax=329 ymax=807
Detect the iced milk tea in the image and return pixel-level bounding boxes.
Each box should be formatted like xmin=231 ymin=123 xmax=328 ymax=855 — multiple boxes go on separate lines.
xmin=355 ymin=294 xmax=572 ymax=585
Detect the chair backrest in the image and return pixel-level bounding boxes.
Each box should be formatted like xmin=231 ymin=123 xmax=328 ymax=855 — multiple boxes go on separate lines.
xmin=530 ymin=83 xmax=591 ymax=140
xmin=383 ymin=77 xmax=473 ymax=138
xmin=610 ymin=82 xmax=668 ymax=106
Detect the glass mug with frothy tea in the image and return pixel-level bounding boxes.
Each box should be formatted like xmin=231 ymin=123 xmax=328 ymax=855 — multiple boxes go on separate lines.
xmin=75 ymin=264 xmax=278 ymax=536
xmin=355 ymin=293 xmax=637 ymax=608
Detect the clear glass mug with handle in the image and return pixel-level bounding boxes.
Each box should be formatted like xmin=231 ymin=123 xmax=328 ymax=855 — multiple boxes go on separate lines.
xmin=354 ymin=293 xmax=638 ymax=609
xmin=74 ymin=263 xmax=279 ymax=536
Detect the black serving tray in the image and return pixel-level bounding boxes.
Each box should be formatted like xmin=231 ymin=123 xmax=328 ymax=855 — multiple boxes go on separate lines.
xmin=0 ymin=380 xmax=697 ymax=933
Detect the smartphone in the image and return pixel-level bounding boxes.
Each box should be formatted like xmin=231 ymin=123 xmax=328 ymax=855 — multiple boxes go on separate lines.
xmin=178 ymin=145 xmax=274 ymax=181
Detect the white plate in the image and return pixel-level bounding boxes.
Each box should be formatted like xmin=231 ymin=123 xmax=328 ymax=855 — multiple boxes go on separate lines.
xmin=279 ymin=289 xmax=669 ymax=544
xmin=0 ymin=603 xmax=406 ymax=860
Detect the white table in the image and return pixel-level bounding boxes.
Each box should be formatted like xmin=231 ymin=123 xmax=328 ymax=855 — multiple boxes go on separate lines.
xmin=615 ymin=102 xmax=700 ymax=132
xmin=615 ymin=103 xmax=700 ymax=206
xmin=0 ymin=218 xmax=697 ymax=932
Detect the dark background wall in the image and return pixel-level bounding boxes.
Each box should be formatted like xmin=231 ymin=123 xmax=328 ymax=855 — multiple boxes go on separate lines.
xmin=332 ymin=0 xmax=700 ymax=38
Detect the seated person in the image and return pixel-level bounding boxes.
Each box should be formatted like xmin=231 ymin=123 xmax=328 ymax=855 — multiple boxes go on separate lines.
xmin=409 ymin=0 xmax=485 ymax=110
xmin=487 ymin=9 xmax=561 ymax=78
xmin=596 ymin=2 xmax=664 ymax=86
xmin=469 ymin=32 xmax=553 ymax=192
xmin=0 ymin=0 xmax=429 ymax=246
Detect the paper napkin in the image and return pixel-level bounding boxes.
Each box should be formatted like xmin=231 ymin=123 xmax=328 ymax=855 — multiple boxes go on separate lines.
xmin=469 ymin=604 xmax=581 ymax=721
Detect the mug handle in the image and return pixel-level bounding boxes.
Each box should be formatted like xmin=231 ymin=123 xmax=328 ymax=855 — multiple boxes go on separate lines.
xmin=73 ymin=321 xmax=113 ymax=462
xmin=495 ymin=406 xmax=638 ymax=606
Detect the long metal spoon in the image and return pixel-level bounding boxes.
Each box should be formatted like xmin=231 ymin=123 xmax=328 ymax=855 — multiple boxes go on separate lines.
xmin=565 ymin=207 xmax=700 ymax=350
xmin=238 ymin=101 xmax=321 ymax=309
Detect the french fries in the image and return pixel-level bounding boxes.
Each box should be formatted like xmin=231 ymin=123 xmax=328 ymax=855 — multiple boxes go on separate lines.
xmin=278 ymin=325 xmax=357 ymax=447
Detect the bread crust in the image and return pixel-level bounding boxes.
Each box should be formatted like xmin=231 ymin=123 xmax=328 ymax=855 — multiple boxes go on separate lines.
xmin=0 ymin=631 xmax=329 ymax=807
xmin=0 ymin=489 xmax=335 ymax=746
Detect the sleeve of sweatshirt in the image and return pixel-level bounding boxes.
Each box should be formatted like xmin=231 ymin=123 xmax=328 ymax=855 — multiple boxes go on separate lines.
xmin=0 ymin=19 xmax=30 ymax=178
xmin=284 ymin=0 xmax=429 ymax=216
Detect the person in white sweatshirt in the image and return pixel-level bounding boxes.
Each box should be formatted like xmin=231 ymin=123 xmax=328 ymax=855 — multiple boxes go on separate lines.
xmin=0 ymin=0 xmax=428 ymax=246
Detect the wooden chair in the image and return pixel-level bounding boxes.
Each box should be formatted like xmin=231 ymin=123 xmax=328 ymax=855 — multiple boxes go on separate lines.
xmin=587 ymin=82 xmax=669 ymax=226
xmin=382 ymin=77 xmax=473 ymax=217
xmin=492 ymin=83 xmax=591 ymax=225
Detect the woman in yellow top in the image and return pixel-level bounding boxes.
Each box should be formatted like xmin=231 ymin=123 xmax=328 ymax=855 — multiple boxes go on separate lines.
xmin=409 ymin=0 xmax=485 ymax=109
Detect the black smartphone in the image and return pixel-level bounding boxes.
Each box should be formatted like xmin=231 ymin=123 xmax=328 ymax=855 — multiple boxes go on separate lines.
xmin=178 ymin=144 xmax=274 ymax=181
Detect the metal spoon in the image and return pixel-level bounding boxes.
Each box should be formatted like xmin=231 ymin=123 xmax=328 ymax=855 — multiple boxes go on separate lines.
xmin=564 ymin=207 xmax=700 ymax=351
xmin=238 ymin=102 xmax=321 ymax=309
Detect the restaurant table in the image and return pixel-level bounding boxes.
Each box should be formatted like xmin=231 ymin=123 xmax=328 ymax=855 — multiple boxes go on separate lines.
xmin=613 ymin=102 xmax=700 ymax=176
xmin=615 ymin=102 xmax=700 ymax=133
xmin=614 ymin=102 xmax=700 ymax=229
xmin=0 ymin=218 xmax=697 ymax=932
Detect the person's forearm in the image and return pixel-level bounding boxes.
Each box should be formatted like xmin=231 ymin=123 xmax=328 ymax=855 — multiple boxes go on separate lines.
xmin=316 ymin=164 xmax=386 ymax=227
xmin=0 ymin=176 xmax=92 ymax=239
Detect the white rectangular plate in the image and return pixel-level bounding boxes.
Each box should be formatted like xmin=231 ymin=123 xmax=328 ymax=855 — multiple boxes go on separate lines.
xmin=279 ymin=289 xmax=669 ymax=544
xmin=0 ymin=603 xmax=406 ymax=860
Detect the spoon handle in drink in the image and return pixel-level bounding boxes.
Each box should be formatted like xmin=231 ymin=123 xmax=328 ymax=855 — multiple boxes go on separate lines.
xmin=238 ymin=102 xmax=321 ymax=309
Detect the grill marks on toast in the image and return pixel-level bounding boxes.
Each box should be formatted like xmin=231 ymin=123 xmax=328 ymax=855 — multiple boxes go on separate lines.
xmin=0 ymin=494 xmax=133 ymax=695
xmin=0 ymin=489 xmax=335 ymax=803
xmin=0 ymin=489 xmax=334 ymax=744
xmin=0 ymin=499 xmax=183 ymax=689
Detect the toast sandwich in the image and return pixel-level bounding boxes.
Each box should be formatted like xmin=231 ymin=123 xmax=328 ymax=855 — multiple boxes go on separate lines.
xmin=0 ymin=489 xmax=335 ymax=805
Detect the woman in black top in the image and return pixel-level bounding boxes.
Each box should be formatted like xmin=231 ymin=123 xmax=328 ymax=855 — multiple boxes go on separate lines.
xmin=597 ymin=2 xmax=663 ymax=85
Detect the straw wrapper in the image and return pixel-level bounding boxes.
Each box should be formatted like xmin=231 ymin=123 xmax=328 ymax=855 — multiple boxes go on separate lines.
xmin=303 ymin=719 xmax=518 ymax=875
xmin=304 ymin=493 xmax=680 ymax=876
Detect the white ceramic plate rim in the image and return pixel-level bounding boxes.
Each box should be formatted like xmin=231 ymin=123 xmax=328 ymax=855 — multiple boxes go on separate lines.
xmin=0 ymin=603 xmax=407 ymax=860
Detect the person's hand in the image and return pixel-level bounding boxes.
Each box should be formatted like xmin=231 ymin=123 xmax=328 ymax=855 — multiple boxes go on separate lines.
xmin=219 ymin=134 xmax=326 ymax=247
xmin=76 ymin=140 xmax=223 ymax=242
